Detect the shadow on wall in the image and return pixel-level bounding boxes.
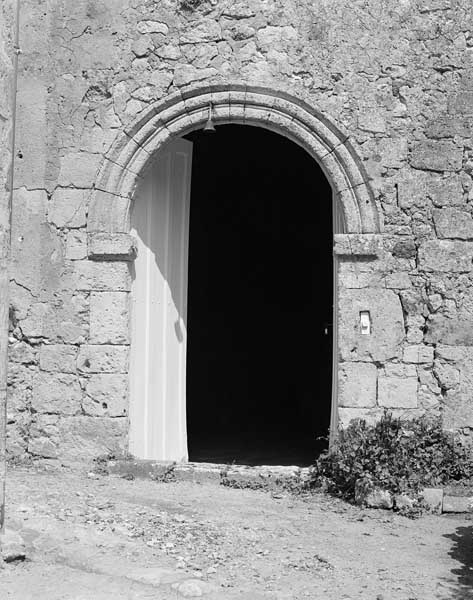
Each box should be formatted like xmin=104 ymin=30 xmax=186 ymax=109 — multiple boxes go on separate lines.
xmin=441 ymin=525 xmax=473 ymax=599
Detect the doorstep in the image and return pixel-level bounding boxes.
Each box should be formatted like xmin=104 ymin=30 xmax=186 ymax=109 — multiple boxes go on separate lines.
xmin=106 ymin=458 xmax=310 ymax=491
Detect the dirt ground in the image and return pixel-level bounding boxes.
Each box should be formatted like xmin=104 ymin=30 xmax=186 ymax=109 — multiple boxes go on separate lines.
xmin=1 ymin=465 xmax=472 ymax=600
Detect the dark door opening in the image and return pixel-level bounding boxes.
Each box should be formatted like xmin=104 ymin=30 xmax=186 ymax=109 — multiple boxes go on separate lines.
xmin=184 ymin=125 xmax=333 ymax=466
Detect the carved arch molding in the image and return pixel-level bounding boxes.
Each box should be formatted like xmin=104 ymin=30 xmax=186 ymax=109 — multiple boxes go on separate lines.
xmin=88 ymin=84 xmax=381 ymax=243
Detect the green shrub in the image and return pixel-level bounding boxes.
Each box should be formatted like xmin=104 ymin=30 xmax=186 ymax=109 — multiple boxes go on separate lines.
xmin=310 ymin=412 xmax=473 ymax=501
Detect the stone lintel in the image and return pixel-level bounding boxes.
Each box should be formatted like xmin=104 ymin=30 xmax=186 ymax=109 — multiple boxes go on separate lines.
xmin=88 ymin=233 xmax=137 ymax=261
xmin=333 ymin=233 xmax=383 ymax=257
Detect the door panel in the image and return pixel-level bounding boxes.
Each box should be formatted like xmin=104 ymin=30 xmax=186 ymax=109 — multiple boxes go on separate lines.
xmin=130 ymin=138 xmax=193 ymax=461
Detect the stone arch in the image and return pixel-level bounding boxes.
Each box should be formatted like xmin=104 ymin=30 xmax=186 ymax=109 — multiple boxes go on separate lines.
xmin=88 ymin=84 xmax=380 ymax=238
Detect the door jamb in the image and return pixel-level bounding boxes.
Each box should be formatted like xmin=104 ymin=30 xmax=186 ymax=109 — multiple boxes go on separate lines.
xmin=329 ymin=192 xmax=345 ymax=449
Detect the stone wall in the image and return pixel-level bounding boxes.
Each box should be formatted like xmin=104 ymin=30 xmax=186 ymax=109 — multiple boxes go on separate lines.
xmin=1 ymin=0 xmax=14 ymax=489
xmin=7 ymin=0 xmax=473 ymax=462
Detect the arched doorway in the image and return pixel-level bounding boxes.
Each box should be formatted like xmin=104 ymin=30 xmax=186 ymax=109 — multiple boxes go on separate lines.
xmin=87 ymin=85 xmax=380 ymax=465
xmin=185 ymin=125 xmax=334 ymax=466
xmin=130 ymin=125 xmax=342 ymax=466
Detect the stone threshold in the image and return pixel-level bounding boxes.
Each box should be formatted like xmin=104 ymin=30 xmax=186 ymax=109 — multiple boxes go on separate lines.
xmin=105 ymin=460 xmax=473 ymax=514
xmin=106 ymin=458 xmax=310 ymax=491
xmin=431 ymin=485 xmax=473 ymax=514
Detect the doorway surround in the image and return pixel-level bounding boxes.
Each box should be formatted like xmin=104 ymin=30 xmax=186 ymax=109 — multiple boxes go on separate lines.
xmin=87 ymin=84 xmax=381 ymax=460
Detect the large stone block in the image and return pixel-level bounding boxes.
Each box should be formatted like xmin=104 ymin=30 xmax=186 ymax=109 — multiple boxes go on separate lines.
xmin=426 ymin=315 xmax=473 ymax=345
xmin=418 ymin=240 xmax=473 ymax=272
xmin=448 ymin=92 xmax=473 ymax=116
xmin=39 ymin=344 xmax=77 ymax=373
xmin=410 ymin=140 xmax=463 ymax=172
xmin=403 ymin=345 xmax=434 ymax=364
xmin=11 ymin=187 xmax=64 ymax=297
xmin=173 ymin=66 xmax=218 ymax=87
xmin=7 ymin=364 xmax=32 ymax=415
xmin=20 ymin=292 xmax=88 ymax=344
xmin=433 ymin=362 xmax=460 ymax=389
xmin=443 ymin=393 xmax=473 ymax=429
xmin=338 ymin=262 xmax=383 ymax=289
xmin=71 ymin=261 xmax=132 ymax=292
xmin=31 ymin=372 xmax=82 ymax=415
xmin=435 ymin=345 xmax=465 ymax=362
xmin=77 ymin=345 xmax=129 ymax=373
xmin=58 ymin=152 xmax=102 ymax=187
xmin=9 ymin=341 xmax=37 ymax=364
xmin=65 ymin=230 xmax=87 ymax=260
xmin=56 ymin=416 xmax=127 ymax=464
xmin=48 ymin=188 xmax=87 ymax=228
xmin=333 ymin=234 xmax=382 ymax=257
xmin=428 ymin=176 xmax=463 ymax=207
xmin=338 ymin=362 xmax=377 ymax=408
xmin=383 ymin=363 xmax=417 ymax=378
xmin=397 ymin=171 xmax=434 ymax=209
xmin=338 ymin=288 xmax=405 ymax=362
xmin=88 ymin=233 xmax=137 ymax=261
xmin=384 ymin=272 xmax=412 ymax=290
xmin=89 ymin=292 xmax=130 ymax=344
xmin=15 ymin=77 xmax=48 ymax=189
xmin=87 ymin=190 xmax=130 ymax=234
xmin=83 ymin=374 xmax=128 ymax=417
xmin=433 ymin=208 xmax=473 ymax=240
xmin=426 ymin=116 xmax=473 ymax=139
xmin=377 ymin=138 xmax=408 ymax=168
xmin=378 ymin=373 xmax=418 ymax=408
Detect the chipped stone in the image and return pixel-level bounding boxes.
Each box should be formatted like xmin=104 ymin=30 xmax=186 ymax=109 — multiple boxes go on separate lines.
xmin=448 ymin=92 xmax=473 ymax=116
xmin=48 ymin=188 xmax=87 ymax=228
xmin=89 ymin=292 xmax=130 ymax=344
xmin=418 ymin=240 xmax=473 ymax=272
xmin=426 ymin=315 xmax=473 ymax=345
xmin=58 ymin=152 xmax=102 ymax=187
xmin=333 ymin=234 xmax=382 ymax=257
xmin=442 ymin=495 xmax=473 ymax=513
xmin=433 ymin=208 xmax=473 ymax=240
xmin=338 ymin=362 xmax=377 ymax=408
xmin=84 ymin=374 xmax=128 ymax=417
xmin=173 ymin=65 xmax=218 ymax=87
xmin=88 ymin=233 xmax=137 ymax=261
xmin=339 ymin=289 xmax=405 ymax=362
xmin=378 ymin=374 xmax=418 ymax=408
xmin=385 ymin=272 xmax=411 ymax=289
xmin=77 ymin=345 xmax=129 ymax=374
xmin=137 ymin=21 xmax=169 ymax=35
xmin=32 ymin=372 xmax=82 ymax=415
xmin=403 ymin=345 xmax=434 ymax=364
xmin=40 ymin=344 xmax=77 ymax=373
xmin=65 ymin=230 xmax=87 ymax=260
xmin=410 ymin=141 xmax=463 ymax=172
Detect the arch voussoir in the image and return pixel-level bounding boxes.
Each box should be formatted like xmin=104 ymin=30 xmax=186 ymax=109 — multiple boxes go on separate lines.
xmin=90 ymin=84 xmax=380 ymax=240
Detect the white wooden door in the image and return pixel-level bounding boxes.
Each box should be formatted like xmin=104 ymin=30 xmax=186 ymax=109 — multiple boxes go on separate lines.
xmin=129 ymin=138 xmax=193 ymax=461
